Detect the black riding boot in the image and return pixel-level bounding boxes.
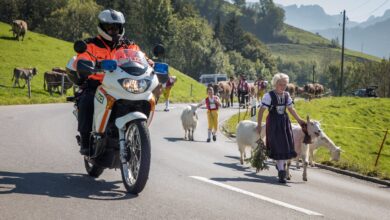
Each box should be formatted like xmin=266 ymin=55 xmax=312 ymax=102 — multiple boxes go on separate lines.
xmin=278 ymin=170 xmax=287 ymax=183
xmin=79 ymin=132 xmax=90 ymax=155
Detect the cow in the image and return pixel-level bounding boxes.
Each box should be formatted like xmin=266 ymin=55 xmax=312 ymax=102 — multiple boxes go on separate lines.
xmin=12 ymin=67 xmax=37 ymax=88
xmin=218 ymin=81 xmax=232 ymax=108
xmin=207 ymin=83 xmax=221 ymax=97
xmin=10 ymin=20 xmax=27 ymax=41
xmin=304 ymin=83 xmax=315 ymax=94
xmin=313 ymin=83 xmax=324 ymax=96
xmin=286 ymin=83 xmax=297 ymax=99
xmin=43 ymin=70 xmax=73 ymax=95
xmin=296 ymin=86 xmax=305 ymax=96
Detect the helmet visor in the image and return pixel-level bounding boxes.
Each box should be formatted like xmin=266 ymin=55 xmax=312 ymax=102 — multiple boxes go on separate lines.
xmin=101 ymin=23 xmax=122 ymax=35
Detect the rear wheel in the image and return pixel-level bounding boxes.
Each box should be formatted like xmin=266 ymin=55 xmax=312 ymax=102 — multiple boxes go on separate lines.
xmin=84 ymin=158 xmax=104 ymax=178
xmin=120 ymin=120 xmax=151 ymax=194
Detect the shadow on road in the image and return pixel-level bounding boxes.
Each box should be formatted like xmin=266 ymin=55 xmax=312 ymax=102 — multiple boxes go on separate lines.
xmin=164 ymin=137 xmax=206 ymax=143
xmin=0 ymin=171 xmax=137 ymax=200
xmin=214 ymin=158 xmax=292 ymax=186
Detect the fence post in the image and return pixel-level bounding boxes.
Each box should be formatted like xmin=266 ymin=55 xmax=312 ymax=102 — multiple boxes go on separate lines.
xmin=375 ymin=129 xmax=389 ymax=167
xmin=61 ymin=73 xmax=65 ymax=96
xmin=190 ymin=84 xmax=193 ymax=97
xmin=27 ymin=77 xmax=31 ymax=99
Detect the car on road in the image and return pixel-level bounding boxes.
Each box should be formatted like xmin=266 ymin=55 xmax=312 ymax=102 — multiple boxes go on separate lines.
xmin=352 ymin=86 xmax=378 ymax=97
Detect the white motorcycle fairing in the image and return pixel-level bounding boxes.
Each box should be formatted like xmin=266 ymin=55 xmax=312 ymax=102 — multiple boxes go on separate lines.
xmin=91 ymin=50 xmax=158 ymax=134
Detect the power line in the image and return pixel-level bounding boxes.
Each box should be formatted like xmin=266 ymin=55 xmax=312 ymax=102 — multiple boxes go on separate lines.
xmin=349 ymin=0 xmax=372 ymax=13
xmin=368 ymin=0 xmax=390 ymax=14
xmin=350 ymin=0 xmax=390 ymax=21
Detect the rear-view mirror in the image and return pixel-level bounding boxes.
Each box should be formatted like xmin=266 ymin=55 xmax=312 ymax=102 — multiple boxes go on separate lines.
xmin=101 ymin=60 xmax=117 ymax=71
xmin=154 ymin=62 xmax=169 ymax=75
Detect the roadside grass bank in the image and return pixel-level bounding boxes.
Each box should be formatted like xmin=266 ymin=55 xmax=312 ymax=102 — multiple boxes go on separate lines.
xmin=223 ymin=97 xmax=390 ymax=180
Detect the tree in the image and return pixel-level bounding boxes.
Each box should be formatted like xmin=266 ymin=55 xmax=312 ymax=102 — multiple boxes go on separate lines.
xmin=241 ymin=32 xmax=275 ymax=73
xmin=141 ymin=0 xmax=172 ymax=52
xmin=213 ymin=13 xmax=223 ymax=40
xmin=222 ymin=13 xmax=245 ymax=51
xmin=233 ymin=0 xmax=246 ymax=8
xmin=256 ymin=0 xmax=285 ymax=42
xmin=40 ymin=0 xmax=102 ymax=41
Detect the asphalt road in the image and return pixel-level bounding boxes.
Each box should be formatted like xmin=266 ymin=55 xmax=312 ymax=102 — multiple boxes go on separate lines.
xmin=0 ymin=103 xmax=389 ymax=219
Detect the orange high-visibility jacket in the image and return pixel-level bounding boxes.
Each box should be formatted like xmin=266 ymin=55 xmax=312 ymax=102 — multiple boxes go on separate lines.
xmin=75 ymin=36 xmax=141 ymax=82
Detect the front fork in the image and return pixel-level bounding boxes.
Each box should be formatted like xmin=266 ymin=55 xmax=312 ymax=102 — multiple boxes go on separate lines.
xmin=118 ymin=127 xmax=127 ymax=163
xmin=118 ymin=127 xmax=130 ymax=180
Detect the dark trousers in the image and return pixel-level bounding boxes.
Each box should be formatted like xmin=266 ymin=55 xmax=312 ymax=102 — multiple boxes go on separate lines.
xmin=230 ymin=92 xmax=234 ymax=107
xmin=78 ymin=88 xmax=96 ymax=133
xmin=239 ymin=90 xmax=248 ymax=106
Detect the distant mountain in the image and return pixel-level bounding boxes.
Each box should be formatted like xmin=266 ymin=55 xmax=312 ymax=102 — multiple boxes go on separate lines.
xmin=359 ymin=9 xmax=390 ymax=28
xmin=280 ymin=4 xmax=389 ymax=58
xmin=316 ymin=18 xmax=390 ymax=58
xmin=282 ymin=4 xmax=359 ymax=31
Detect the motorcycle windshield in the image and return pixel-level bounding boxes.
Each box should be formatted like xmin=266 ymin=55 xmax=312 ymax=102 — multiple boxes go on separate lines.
xmin=114 ymin=49 xmax=149 ymax=76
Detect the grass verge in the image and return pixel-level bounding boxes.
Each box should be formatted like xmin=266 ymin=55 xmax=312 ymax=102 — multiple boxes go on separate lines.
xmin=224 ymin=97 xmax=390 ymax=180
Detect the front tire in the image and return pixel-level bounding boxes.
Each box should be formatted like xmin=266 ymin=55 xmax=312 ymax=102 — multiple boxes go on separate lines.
xmin=120 ymin=120 xmax=151 ymax=194
xmin=84 ymin=158 xmax=104 ymax=178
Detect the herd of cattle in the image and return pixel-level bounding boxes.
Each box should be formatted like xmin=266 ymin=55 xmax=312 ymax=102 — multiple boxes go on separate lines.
xmin=210 ymin=80 xmax=326 ymax=108
xmin=12 ymin=67 xmax=73 ymax=95
xmin=9 ymin=19 xmax=73 ymax=95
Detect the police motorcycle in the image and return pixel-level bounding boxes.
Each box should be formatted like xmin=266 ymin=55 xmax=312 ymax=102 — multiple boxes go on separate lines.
xmin=66 ymin=41 xmax=168 ymax=194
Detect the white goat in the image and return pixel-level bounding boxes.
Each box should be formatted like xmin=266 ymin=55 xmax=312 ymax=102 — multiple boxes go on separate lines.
xmin=181 ymin=104 xmax=198 ymax=141
xmin=236 ymin=120 xmax=265 ymax=165
xmin=236 ymin=117 xmax=322 ymax=182
xmin=287 ymin=116 xmax=322 ymax=181
xmin=309 ymin=132 xmax=342 ymax=166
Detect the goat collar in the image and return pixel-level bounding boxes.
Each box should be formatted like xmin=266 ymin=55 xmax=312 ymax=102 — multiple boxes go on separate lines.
xmin=301 ymin=123 xmax=313 ymax=144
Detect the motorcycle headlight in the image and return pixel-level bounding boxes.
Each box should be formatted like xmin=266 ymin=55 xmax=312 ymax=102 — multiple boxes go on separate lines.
xmin=118 ymin=78 xmax=151 ymax=94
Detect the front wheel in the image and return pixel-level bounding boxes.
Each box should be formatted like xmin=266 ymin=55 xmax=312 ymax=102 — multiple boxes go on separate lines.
xmin=84 ymin=158 xmax=104 ymax=178
xmin=120 ymin=120 xmax=151 ymax=194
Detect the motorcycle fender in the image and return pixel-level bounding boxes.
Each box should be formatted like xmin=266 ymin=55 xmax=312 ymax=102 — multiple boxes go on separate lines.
xmin=115 ymin=112 xmax=147 ymax=129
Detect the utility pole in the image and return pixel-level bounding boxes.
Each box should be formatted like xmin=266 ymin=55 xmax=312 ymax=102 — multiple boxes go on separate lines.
xmin=312 ymin=65 xmax=315 ymax=84
xmin=339 ymin=10 xmax=346 ymax=96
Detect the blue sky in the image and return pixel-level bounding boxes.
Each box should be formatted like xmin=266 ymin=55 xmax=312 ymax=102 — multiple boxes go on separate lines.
xmin=248 ymin=0 xmax=390 ymax=22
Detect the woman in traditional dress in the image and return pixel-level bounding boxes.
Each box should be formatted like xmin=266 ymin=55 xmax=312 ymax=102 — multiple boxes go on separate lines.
xmin=256 ymin=73 xmax=305 ymax=183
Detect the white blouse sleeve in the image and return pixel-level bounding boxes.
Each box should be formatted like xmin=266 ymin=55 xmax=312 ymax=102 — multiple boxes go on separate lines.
xmin=286 ymin=92 xmax=294 ymax=107
xmin=260 ymin=93 xmax=272 ymax=109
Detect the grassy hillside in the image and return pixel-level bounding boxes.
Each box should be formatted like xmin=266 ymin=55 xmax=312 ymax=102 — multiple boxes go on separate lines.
xmin=0 ymin=22 xmax=205 ymax=105
xmin=224 ymin=97 xmax=390 ymax=180
xmin=283 ymin=24 xmax=331 ymax=45
xmin=269 ymin=24 xmax=381 ymax=63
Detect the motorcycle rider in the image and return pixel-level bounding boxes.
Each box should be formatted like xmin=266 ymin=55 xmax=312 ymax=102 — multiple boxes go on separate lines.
xmin=74 ymin=9 xmax=154 ymax=155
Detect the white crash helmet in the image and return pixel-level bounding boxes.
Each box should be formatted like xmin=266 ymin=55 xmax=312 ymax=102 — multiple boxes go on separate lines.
xmin=97 ymin=9 xmax=125 ymax=42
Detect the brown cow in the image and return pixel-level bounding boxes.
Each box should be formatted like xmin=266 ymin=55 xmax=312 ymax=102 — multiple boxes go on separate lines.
xmin=207 ymin=83 xmax=221 ymax=97
xmin=296 ymin=86 xmax=305 ymax=95
xmin=44 ymin=70 xmax=73 ymax=95
xmin=10 ymin=20 xmax=27 ymax=41
xmin=304 ymin=83 xmax=316 ymax=94
xmin=286 ymin=83 xmax=297 ymax=99
xmin=12 ymin=67 xmax=37 ymax=88
xmin=314 ymin=83 xmax=324 ymax=96
xmin=218 ymin=81 xmax=232 ymax=108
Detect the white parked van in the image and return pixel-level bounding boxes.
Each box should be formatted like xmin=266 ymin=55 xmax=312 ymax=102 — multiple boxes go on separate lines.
xmin=199 ymin=74 xmax=227 ymax=85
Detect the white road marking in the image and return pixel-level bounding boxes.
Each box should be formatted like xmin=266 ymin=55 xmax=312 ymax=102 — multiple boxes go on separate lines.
xmin=190 ymin=176 xmax=323 ymax=216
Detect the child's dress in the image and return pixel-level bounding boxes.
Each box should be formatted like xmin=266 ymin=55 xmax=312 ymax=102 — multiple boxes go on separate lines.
xmin=261 ymin=91 xmax=297 ymax=160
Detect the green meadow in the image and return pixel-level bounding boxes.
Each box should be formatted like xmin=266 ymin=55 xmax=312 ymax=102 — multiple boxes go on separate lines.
xmin=224 ymin=97 xmax=390 ymax=180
